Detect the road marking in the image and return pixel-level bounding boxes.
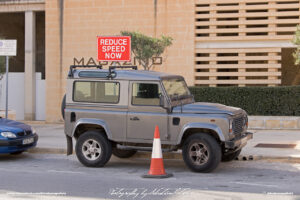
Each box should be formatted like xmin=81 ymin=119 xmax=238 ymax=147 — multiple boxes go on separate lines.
xmin=230 ymin=181 xmax=279 ymax=188
xmin=0 ymin=168 xmax=85 ymax=175
xmin=47 ymin=170 xmax=85 ymax=174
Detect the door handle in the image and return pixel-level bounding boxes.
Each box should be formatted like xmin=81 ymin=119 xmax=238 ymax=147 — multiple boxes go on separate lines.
xmin=130 ymin=117 xmax=140 ymax=121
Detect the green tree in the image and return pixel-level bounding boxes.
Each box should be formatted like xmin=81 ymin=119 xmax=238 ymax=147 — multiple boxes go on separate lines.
xmin=121 ymin=31 xmax=173 ymax=70
xmin=292 ymin=25 xmax=300 ymax=65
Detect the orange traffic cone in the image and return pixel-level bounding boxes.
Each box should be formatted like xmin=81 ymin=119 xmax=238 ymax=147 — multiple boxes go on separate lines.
xmin=142 ymin=126 xmax=173 ymax=178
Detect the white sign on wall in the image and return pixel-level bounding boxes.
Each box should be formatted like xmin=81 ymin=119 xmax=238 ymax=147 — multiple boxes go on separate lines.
xmin=0 ymin=40 xmax=17 ymax=56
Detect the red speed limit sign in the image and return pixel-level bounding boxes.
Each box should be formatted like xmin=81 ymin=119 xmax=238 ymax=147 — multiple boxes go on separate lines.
xmin=97 ymin=36 xmax=131 ymax=61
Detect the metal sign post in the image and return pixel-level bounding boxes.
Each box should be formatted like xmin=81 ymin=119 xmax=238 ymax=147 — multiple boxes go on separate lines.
xmin=5 ymin=56 xmax=9 ymax=118
xmin=0 ymin=40 xmax=17 ymax=119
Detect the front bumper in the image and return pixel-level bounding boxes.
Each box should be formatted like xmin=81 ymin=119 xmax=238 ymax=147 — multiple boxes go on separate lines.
xmin=0 ymin=134 xmax=38 ymax=153
xmin=224 ymin=132 xmax=253 ymax=150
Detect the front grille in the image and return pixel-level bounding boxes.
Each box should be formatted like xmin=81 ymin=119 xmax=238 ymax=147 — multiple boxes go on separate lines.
xmin=233 ymin=116 xmax=245 ymax=136
xmin=17 ymin=130 xmax=32 ymax=137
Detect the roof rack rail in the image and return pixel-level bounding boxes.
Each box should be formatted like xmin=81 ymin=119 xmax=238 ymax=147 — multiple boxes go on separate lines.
xmin=108 ymin=66 xmax=137 ymax=79
xmin=68 ymin=65 xmax=137 ymax=78
xmin=108 ymin=66 xmax=137 ymax=71
xmin=68 ymin=65 xmax=103 ymax=77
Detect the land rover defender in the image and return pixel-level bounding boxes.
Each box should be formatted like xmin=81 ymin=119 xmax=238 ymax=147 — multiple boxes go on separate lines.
xmin=63 ymin=66 xmax=253 ymax=172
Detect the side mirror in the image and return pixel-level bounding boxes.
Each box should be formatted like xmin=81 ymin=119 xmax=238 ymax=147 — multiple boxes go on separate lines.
xmin=159 ymin=94 xmax=169 ymax=110
xmin=159 ymin=94 xmax=171 ymax=113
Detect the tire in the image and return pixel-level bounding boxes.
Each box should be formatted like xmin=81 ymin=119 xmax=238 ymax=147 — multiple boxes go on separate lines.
xmin=61 ymin=94 xmax=66 ymax=120
xmin=75 ymin=131 xmax=112 ymax=167
xmin=182 ymin=133 xmax=221 ymax=173
xmin=112 ymin=148 xmax=137 ymax=158
xmin=221 ymin=149 xmax=241 ymax=162
xmin=10 ymin=151 xmax=24 ymax=155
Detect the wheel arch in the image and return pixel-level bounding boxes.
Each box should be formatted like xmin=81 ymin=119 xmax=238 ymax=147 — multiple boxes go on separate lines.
xmin=72 ymin=118 xmax=112 ymax=140
xmin=177 ymin=123 xmax=225 ymax=146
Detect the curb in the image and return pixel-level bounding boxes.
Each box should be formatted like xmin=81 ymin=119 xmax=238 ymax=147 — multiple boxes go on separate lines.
xmin=27 ymin=147 xmax=67 ymax=154
xmin=18 ymin=121 xmax=64 ymax=125
xmin=27 ymin=147 xmax=300 ymax=163
xmin=245 ymin=155 xmax=300 ymax=163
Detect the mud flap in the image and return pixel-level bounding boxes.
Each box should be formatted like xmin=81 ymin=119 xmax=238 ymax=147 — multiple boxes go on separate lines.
xmin=66 ymin=135 xmax=73 ymax=155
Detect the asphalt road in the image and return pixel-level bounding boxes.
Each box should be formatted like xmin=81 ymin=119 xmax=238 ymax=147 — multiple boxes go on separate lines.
xmin=0 ymin=153 xmax=299 ymax=200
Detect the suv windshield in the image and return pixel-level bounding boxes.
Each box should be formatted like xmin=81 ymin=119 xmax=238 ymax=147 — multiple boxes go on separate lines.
xmin=162 ymin=78 xmax=191 ymax=101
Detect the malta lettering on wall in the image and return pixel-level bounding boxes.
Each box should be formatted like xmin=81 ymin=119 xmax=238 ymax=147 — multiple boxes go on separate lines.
xmin=73 ymin=57 xmax=162 ymax=68
xmin=97 ymin=36 xmax=131 ymax=61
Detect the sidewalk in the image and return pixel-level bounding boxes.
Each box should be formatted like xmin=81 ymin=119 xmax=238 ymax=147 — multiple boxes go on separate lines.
xmin=242 ymin=130 xmax=300 ymax=161
xmin=28 ymin=123 xmax=300 ymax=162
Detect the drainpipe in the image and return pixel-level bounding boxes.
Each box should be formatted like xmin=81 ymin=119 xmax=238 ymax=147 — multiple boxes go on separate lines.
xmin=58 ymin=0 xmax=64 ymax=101
xmin=154 ymin=0 xmax=157 ymax=37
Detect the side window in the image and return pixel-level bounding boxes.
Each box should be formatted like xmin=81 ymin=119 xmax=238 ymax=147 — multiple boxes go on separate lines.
xmin=132 ymin=83 xmax=161 ymax=106
xmin=73 ymin=81 xmax=119 ymax=103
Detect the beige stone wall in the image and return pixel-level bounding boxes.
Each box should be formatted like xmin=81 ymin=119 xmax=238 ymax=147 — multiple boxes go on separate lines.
xmin=194 ymin=0 xmax=299 ymax=87
xmin=248 ymin=116 xmax=300 ymax=130
xmin=0 ymin=0 xmax=45 ymax=12
xmin=45 ymin=0 xmax=195 ymax=122
xmin=0 ymin=110 xmax=16 ymax=120
xmin=45 ymin=0 xmax=63 ymax=122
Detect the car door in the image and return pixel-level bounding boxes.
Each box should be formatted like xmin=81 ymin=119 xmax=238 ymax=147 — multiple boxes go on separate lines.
xmin=127 ymin=81 xmax=168 ymax=141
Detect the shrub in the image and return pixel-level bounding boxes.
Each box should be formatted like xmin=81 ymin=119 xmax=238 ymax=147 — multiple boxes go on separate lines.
xmin=189 ymin=86 xmax=300 ymax=116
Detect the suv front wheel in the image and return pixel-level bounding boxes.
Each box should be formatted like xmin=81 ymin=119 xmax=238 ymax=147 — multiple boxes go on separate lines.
xmin=75 ymin=131 xmax=112 ymax=167
xmin=182 ymin=133 xmax=221 ymax=173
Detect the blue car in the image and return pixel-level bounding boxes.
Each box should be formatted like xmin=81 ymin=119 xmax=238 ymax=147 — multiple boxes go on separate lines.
xmin=0 ymin=117 xmax=38 ymax=154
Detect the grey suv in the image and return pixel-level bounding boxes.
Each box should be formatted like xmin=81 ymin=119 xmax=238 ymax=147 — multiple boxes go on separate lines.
xmin=63 ymin=66 xmax=252 ymax=172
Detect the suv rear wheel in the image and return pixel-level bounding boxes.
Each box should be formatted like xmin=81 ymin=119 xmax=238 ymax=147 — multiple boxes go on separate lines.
xmin=182 ymin=133 xmax=221 ymax=173
xmin=75 ymin=131 xmax=112 ymax=167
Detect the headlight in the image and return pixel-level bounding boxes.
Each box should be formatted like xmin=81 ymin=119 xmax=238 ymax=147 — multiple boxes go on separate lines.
xmin=244 ymin=115 xmax=248 ymax=128
xmin=31 ymin=127 xmax=37 ymax=134
xmin=1 ymin=132 xmax=17 ymax=138
xmin=229 ymin=119 xmax=233 ymax=133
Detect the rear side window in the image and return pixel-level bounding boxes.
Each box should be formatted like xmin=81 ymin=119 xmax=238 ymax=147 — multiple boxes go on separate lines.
xmin=73 ymin=81 xmax=120 ymax=103
xmin=132 ymin=83 xmax=161 ymax=106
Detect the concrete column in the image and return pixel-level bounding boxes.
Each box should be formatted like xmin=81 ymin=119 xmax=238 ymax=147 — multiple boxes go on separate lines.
xmin=24 ymin=11 xmax=36 ymax=120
